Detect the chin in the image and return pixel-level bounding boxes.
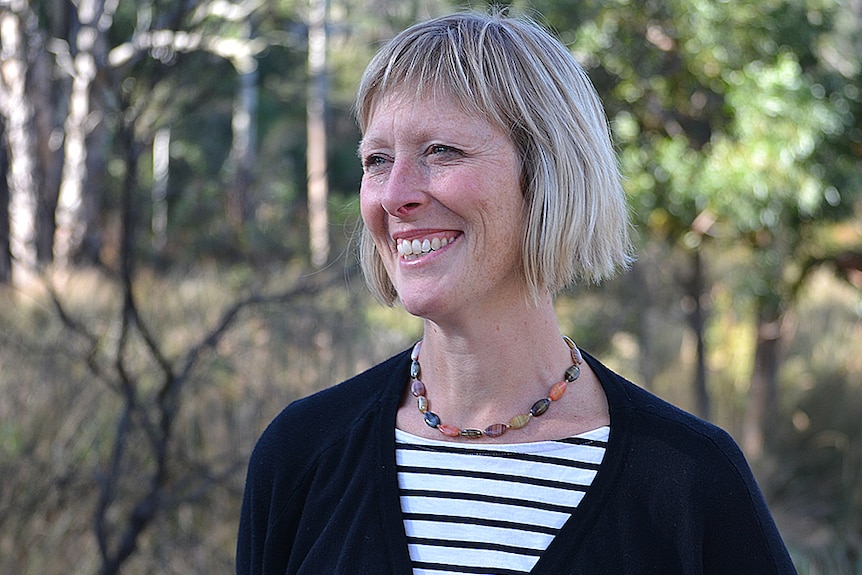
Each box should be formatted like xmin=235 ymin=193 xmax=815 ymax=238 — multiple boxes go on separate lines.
xmin=398 ymin=296 xmax=436 ymax=319
xmin=396 ymin=289 xmax=449 ymax=320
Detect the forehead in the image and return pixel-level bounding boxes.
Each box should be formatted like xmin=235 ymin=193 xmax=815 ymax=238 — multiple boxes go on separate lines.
xmin=360 ymin=88 xmax=505 ymax=146
xmin=363 ymin=78 xmax=491 ymax=127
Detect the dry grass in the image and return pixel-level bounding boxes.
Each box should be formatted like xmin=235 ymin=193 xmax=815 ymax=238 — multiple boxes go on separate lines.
xmin=0 ymin=264 xmax=859 ymax=573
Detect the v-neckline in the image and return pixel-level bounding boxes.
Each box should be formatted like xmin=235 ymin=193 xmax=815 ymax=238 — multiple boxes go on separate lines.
xmin=374 ymin=350 xmax=631 ymax=574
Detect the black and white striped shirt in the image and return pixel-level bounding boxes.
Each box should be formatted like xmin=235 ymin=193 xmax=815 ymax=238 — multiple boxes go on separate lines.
xmin=395 ymin=426 xmax=609 ymax=575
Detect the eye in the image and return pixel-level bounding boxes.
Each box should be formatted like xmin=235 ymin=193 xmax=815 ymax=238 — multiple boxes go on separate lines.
xmin=362 ymin=154 xmax=388 ymax=170
xmin=429 ymin=144 xmax=458 ymax=155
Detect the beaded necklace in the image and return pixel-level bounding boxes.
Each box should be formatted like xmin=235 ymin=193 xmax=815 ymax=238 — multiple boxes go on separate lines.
xmin=409 ymin=336 xmax=583 ymax=439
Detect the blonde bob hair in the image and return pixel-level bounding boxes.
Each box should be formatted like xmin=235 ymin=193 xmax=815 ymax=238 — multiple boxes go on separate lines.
xmin=355 ymin=10 xmax=632 ymax=305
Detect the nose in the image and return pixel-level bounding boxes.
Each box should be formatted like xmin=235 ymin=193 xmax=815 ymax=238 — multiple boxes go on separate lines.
xmin=380 ymin=157 xmax=427 ymax=219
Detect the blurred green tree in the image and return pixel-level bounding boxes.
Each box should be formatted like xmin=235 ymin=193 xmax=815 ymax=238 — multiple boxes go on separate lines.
xmin=522 ymin=0 xmax=861 ymax=452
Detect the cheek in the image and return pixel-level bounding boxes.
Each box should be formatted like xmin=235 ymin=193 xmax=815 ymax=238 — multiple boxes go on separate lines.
xmin=359 ymin=188 xmax=389 ymax=245
xmin=359 ymin=183 xmax=378 ymax=224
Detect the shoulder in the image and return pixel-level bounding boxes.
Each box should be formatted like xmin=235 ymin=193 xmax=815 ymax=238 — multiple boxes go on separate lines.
xmin=247 ymin=349 xmax=410 ymax=479
xmin=238 ymin=349 xmax=413 ymax=573
xmin=583 ymin=354 xmax=795 ymax=571
xmin=588 ymin=351 xmax=779 ymax=514
xmin=585 ymin=351 xmax=751 ymax=476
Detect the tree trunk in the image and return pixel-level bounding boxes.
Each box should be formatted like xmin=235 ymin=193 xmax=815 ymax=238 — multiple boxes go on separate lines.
xmin=632 ymin=254 xmax=658 ymax=391
xmin=0 ymin=121 xmax=11 ymax=284
xmin=55 ymin=0 xmax=105 ymax=267
xmin=742 ymin=299 xmax=783 ymax=458
xmin=226 ymin=63 xmax=258 ymax=229
xmin=79 ymin=94 xmax=108 ymax=265
xmin=31 ymin=31 xmax=64 ymax=267
xmin=307 ymin=0 xmax=330 ymax=268
xmin=682 ymin=248 xmax=711 ymax=420
xmin=152 ymin=126 xmax=171 ymax=253
xmin=0 ymin=4 xmax=40 ymax=284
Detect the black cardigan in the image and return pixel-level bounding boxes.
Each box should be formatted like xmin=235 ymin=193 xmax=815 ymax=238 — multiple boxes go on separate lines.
xmin=237 ymin=349 xmax=796 ymax=574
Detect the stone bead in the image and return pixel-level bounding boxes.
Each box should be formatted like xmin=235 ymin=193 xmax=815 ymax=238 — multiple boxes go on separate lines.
xmin=564 ymin=364 xmax=580 ymax=382
xmin=459 ymin=429 xmax=484 ymax=438
xmin=417 ymin=396 xmax=428 ymax=413
xmin=508 ymin=413 xmax=531 ymax=429
xmin=549 ymin=380 xmax=567 ymax=401
xmin=563 ymin=335 xmax=579 ymax=354
xmin=484 ymin=423 xmax=508 ymax=438
xmin=571 ymin=347 xmax=583 ymax=366
xmin=438 ymin=424 xmax=461 ymax=437
xmin=411 ymin=341 xmax=422 ymax=361
xmin=410 ymin=360 xmax=421 ymax=380
xmin=530 ymin=398 xmax=551 ymax=417
xmin=424 ymin=411 xmax=441 ymax=428
xmin=411 ymin=379 xmax=426 ymax=397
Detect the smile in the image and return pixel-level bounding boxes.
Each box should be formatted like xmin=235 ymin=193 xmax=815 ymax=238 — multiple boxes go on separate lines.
xmin=396 ymin=235 xmax=457 ymax=260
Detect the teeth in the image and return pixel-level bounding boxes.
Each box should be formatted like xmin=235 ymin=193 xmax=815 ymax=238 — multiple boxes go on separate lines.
xmin=397 ymin=236 xmax=453 ymax=258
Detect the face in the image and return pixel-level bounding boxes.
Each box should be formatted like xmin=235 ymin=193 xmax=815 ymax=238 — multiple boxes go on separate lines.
xmin=359 ymin=91 xmax=526 ymax=323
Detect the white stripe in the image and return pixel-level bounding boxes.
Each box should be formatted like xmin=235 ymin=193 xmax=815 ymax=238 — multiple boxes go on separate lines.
xmin=397 ymin=449 xmax=601 ymax=482
xmin=407 ymin=543 xmax=540 ymax=572
xmin=400 ymin=495 xmax=575 ymax=527
xmin=403 ymin=519 xmax=556 ymax=549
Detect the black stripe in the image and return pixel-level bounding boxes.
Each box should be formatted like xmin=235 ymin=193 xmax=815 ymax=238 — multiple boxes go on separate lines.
xmin=400 ymin=488 xmax=577 ymax=514
xmin=412 ymin=561 xmax=528 ymax=575
xmin=398 ymin=464 xmax=590 ymax=491
xmin=407 ymin=536 xmax=542 ymax=556
xmin=396 ymin=441 xmax=603 ymax=471
xmin=556 ymin=436 xmax=608 ymax=448
xmin=402 ymin=512 xmax=559 ymax=535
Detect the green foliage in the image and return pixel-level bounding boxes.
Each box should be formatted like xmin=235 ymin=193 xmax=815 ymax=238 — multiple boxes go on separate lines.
xmin=533 ymin=0 xmax=861 ymax=237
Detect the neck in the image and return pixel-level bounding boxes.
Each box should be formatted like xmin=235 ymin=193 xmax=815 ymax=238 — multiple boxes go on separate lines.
xmin=414 ymin=297 xmax=573 ymax=423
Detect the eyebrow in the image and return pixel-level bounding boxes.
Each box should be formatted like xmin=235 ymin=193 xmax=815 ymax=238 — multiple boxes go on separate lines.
xmin=357 ymin=129 xmax=476 ymax=154
xmin=356 ymin=135 xmax=390 ymax=157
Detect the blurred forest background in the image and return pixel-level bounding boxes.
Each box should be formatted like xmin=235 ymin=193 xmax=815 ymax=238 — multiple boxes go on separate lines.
xmin=0 ymin=0 xmax=860 ymax=573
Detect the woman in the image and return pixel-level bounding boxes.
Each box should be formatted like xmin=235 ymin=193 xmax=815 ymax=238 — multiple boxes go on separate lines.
xmin=237 ymin=10 xmax=796 ymax=575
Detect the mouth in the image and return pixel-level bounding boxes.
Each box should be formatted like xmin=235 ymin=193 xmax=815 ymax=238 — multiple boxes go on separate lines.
xmin=395 ymin=234 xmax=459 ymax=261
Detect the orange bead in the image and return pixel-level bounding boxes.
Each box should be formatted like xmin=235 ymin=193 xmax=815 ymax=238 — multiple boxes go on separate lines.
xmin=438 ymin=424 xmax=461 ymax=437
xmin=549 ymin=380 xmax=567 ymax=401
